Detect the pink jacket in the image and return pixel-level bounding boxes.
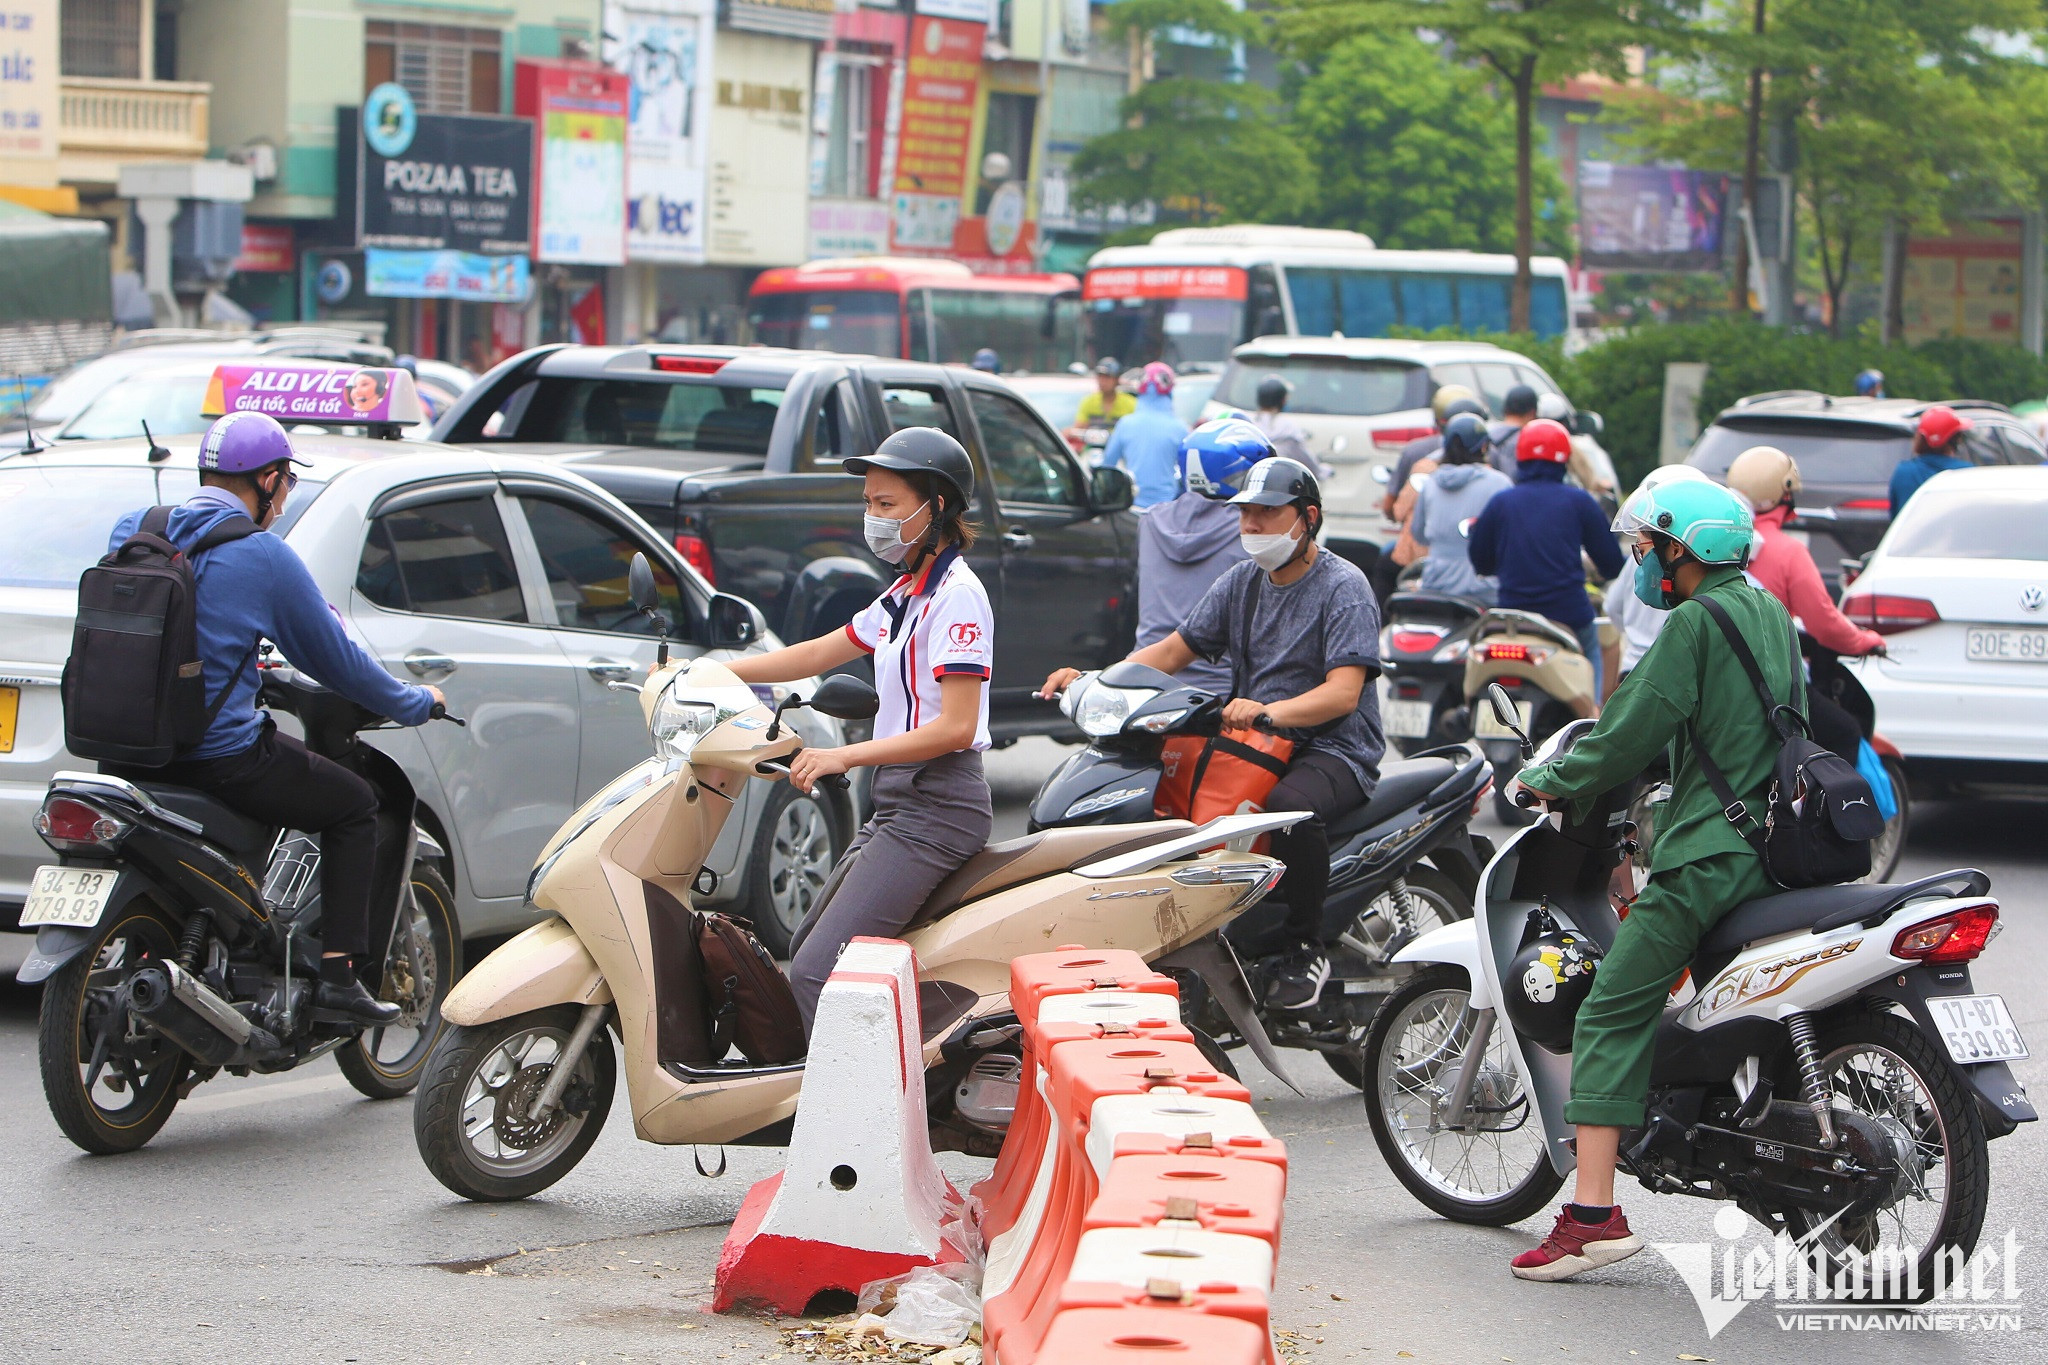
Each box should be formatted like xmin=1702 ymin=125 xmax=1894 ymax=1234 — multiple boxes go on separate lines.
xmin=1748 ymin=504 xmax=1884 ymax=657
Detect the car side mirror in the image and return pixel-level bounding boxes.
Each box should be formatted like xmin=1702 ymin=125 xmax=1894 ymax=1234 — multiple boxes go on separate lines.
xmin=1090 ymin=464 xmax=1135 ymax=512
xmin=707 ymin=592 xmax=768 ymax=650
xmin=808 ymin=673 xmax=881 ymax=720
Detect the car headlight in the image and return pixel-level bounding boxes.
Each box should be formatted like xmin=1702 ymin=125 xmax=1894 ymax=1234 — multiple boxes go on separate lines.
xmin=1075 ymin=682 xmax=1155 ymax=737
xmin=650 ymin=687 xmax=718 ymax=757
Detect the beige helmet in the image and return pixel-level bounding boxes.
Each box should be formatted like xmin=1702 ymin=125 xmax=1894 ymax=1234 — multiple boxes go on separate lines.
xmin=1431 ymin=382 xmax=1480 ymax=425
xmin=1725 ymin=444 xmax=1801 ymax=512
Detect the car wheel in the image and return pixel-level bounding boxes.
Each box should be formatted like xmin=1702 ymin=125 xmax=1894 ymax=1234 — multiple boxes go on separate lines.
xmin=745 ymin=782 xmax=845 ymax=958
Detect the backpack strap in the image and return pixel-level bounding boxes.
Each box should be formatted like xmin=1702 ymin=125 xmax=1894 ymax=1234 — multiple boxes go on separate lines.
xmin=140 ymin=505 xmax=175 ymax=539
xmin=1686 ymin=717 xmax=1769 ymax=854
xmin=1230 ymin=565 xmax=1259 ymax=702
xmin=188 ymin=514 xmax=263 ymax=733
xmin=1695 ymin=595 xmax=1808 ymax=741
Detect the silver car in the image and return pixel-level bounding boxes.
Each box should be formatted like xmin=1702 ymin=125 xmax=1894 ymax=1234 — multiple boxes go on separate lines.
xmin=0 ymin=434 xmax=852 ymax=951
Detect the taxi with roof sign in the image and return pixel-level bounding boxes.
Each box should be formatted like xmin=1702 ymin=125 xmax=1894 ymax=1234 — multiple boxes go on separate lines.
xmin=56 ymin=358 xmax=438 ymax=443
xmin=0 ymin=359 xmax=854 ymax=949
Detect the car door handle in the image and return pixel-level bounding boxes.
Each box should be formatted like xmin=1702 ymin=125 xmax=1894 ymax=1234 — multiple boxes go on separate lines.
xmin=587 ymin=658 xmax=634 ymax=683
xmin=403 ymin=651 xmax=457 ymax=678
xmin=1002 ymin=529 xmax=1035 ymax=551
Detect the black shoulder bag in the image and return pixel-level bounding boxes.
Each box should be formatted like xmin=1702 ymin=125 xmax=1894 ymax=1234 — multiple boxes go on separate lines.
xmin=1688 ymin=596 xmax=1884 ymax=889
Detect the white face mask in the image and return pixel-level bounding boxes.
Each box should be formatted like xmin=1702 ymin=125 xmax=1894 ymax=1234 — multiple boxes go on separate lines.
xmin=863 ymin=500 xmax=930 ymax=565
xmin=1240 ymin=519 xmax=1303 ymax=572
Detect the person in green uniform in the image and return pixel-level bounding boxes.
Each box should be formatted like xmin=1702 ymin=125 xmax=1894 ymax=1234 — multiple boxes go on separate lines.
xmin=1507 ymin=478 xmax=1799 ymax=1282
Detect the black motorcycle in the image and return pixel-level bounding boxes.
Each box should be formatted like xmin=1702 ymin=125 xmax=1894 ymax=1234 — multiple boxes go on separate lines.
xmin=1379 ymin=590 xmax=1487 ymax=757
xmin=22 ymin=666 xmax=464 ymax=1154
xmin=1033 ymin=660 xmax=1494 ymax=1087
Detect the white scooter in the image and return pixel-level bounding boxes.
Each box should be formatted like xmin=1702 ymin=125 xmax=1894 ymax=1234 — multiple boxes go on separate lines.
xmin=1360 ymin=684 xmax=2033 ymax=1301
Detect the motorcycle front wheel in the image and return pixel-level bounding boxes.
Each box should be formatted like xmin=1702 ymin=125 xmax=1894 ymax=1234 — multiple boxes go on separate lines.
xmin=1324 ymin=866 xmax=1471 ymax=1089
xmin=414 ymin=1005 xmax=616 ymax=1201
xmin=1363 ymin=966 xmax=1561 ymax=1225
xmin=38 ymin=902 xmax=189 ymax=1155
xmin=337 ymin=864 xmax=462 ymax=1100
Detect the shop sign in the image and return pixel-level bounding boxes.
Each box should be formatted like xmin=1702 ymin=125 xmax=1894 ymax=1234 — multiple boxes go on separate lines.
xmin=517 ymin=61 xmax=629 ymax=266
xmin=352 ymin=94 xmax=533 ymax=255
xmin=707 ymin=31 xmax=811 ymax=266
xmin=1082 ymin=265 xmax=1246 ymax=301
xmin=0 ymin=0 xmax=58 ymax=166
xmin=913 ymin=0 xmax=991 ymax=22
xmin=365 ymin=247 xmax=532 ymax=304
xmin=604 ymin=0 xmax=715 ymax=265
xmin=809 ymin=198 xmax=892 ymax=257
xmin=890 ymin=16 xmax=983 ymax=252
xmin=234 ymin=224 xmax=296 ymax=273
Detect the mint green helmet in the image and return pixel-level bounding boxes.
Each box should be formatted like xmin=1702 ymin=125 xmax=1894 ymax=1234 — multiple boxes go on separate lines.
xmin=1617 ymin=477 xmax=1755 ymax=566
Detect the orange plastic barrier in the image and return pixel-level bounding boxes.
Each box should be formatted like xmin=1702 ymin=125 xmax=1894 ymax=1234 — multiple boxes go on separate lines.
xmin=1034 ymin=1307 xmax=1267 ymax=1363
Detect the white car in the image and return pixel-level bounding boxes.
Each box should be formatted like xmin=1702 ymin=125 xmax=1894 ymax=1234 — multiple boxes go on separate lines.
xmin=1843 ymin=466 xmax=2048 ymax=793
xmin=0 ymin=432 xmax=852 ymax=949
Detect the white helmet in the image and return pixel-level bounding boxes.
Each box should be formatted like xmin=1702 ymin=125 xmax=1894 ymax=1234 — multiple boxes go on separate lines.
xmin=1612 ymin=463 xmax=1713 ymax=533
xmin=1536 ymin=391 xmax=1574 ymax=423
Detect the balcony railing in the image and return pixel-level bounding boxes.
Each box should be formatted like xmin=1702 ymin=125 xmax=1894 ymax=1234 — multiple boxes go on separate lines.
xmin=60 ymin=77 xmax=211 ymax=160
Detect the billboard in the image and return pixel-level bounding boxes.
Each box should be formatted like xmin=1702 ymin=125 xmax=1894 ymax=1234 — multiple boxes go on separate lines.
xmin=1900 ymin=218 xmax=2024 ymax=344
xmin=365 ymin=248 xmax=532 ymax=303
xmin=348 ymin=86 xmax=533 ymax=256
xmin=0 ymin=0 xmax=59 ymax=174
xmin=604 ymin=0 xmax=715 ymax=265
xmin=1578 ymin=163 xmax=1728 ymax=273
xmin=517 ymin=61 xmax=629 ymax=266
xmin=890 ymin=16 xmax=983 ymax=252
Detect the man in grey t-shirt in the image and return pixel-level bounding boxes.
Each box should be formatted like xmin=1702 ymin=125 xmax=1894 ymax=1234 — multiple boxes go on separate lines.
xmin=1041 ymin=457 xmax=1382 ymax=1011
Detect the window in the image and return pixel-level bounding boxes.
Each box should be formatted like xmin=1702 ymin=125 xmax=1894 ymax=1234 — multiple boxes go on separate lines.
xmin=1885 ymin=486 xmax=2048 ymax=561
xmin=801 ymin=381 xmax=861 ymax=471
xmin=1285 ymin=269 xmax=1397 ymax=339
xmin=1469 ymin=363 xmax=1523 ymax=416
xmin=1456 ymin=277 xmax=1511 ymax=333
xmin=1215 ymin=356 xmax=1429 ymax=418
xmin=519 ymin=498 xmax=684 ymax=634
xmin=1397 ymin=275 xmax=1456 ymax=331
xmin=358 ymin=495 xmax=525 ymax=621
xmin=500 ymin=378 xmax=786 ymax=455
xmin=821 ymin=58 xmax=879 ymax=198
xmin=1530 ymin=278 xmax=1568 ymax=338
xmin=365 ymin=22 xmax=505 ymax=115
xmin=62 ymin=0 xmax=141 ymax=78
xmin=970 ymin=390 xmax=1082 ymax=506
xmin=880 ymin=385 xmax=964 ymax=442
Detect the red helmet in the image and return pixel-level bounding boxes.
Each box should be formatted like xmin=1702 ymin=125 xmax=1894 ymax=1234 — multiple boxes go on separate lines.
xmin=1916 ymin=404 xmax=1972 ymax=450
xmin=1516 ymin=417 xmax=1573 ymax=464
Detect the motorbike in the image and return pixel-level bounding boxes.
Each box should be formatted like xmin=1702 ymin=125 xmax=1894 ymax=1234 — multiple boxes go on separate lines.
xmin=22 ymin=665 xmax=464 ymax=1154
xmin=412 ymin=560 xmax=1297 ymax=1201
xmin=1362 ymin=684 xmax=2032 ymax=1299
xmin=1379 ymin=590 xmax=1487 ymax=757
xmin=1029 ymin=661 xmax=1495 ymax=1088
xmin=1456 ymin=607 xmax=1598 ymax=826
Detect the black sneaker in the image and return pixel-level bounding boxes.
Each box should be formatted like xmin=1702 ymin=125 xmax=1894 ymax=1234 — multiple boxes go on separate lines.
xmin=313 ymin=976 xmax=403 ymax=1028
xmin=1264 ymin=946 xmax=1331 ymax=1011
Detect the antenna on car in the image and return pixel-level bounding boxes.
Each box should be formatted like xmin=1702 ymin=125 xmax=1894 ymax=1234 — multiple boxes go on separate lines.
xmin=142 ymin=419 xmax=171 ymax=463
xmin=15 ymin=375 xmax=42 ymax=454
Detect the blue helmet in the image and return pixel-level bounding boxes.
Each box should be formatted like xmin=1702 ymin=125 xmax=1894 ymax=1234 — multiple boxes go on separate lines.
xmin=1854 ymin=368 xmax=1884 ymax=397
xmin=1179 ymin=417 xmax=1272 ymax=499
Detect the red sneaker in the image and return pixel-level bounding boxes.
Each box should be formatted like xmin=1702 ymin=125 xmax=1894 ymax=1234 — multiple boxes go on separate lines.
xmin=1509 ymin=1205 xmax=1643 ymax=1282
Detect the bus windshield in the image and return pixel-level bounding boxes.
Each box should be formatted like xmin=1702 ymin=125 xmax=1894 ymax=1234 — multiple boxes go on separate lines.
xmin=914 ymin=288 xmax=1082 ymax=373
xmin=1086 ymin=297 xmax=1246 ymax=371
xmin=747 ymin=290 xmax=902 ymax=356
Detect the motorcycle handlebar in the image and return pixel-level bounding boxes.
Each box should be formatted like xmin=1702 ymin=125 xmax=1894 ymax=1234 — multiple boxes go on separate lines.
xmin=756 ymin=754 xmax=850 ymax=792
xmin=1512 ymin=785 xmax=1543 ymax=809
xmin=428 ymin=702 xmax=468 ymax=728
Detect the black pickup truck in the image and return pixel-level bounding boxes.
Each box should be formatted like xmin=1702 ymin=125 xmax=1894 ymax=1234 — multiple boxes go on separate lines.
xmin=432 ymin=343 xmax=1140 ymax=742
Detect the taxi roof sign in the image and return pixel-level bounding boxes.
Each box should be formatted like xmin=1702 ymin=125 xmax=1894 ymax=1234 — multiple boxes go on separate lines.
xmin=201 ymin=362 xmax=425 ymax=431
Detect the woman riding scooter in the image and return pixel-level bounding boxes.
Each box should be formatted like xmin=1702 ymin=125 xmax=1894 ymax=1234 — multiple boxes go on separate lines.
xmin=725 ymin=428 xmax=995 ymax=1033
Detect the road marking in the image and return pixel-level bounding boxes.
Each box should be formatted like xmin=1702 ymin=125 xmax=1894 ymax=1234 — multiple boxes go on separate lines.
xmin=182 ymin=1070 xmax=354 ymax=1114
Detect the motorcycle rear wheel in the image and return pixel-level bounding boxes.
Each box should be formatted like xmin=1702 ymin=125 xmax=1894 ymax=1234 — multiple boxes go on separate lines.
xmin=337 ymin=865 xmax=462 ymax=1100
xmin=414 ymin=1005 xmax=616 ymax=1201
xmin=38 ymin=903 xmax=189 ymax=1155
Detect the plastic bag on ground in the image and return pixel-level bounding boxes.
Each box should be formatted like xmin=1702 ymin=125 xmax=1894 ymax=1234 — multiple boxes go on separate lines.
xmin=855 ymin=1262 xmax=982 ymax=1347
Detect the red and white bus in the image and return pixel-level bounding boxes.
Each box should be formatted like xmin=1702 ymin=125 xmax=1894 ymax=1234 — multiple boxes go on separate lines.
xmin=746 ymin=258 xmax=1084 ymax=372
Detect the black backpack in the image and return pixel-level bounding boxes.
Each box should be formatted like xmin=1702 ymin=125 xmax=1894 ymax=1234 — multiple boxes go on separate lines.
xmin=62 ymin=506 xmax=260 ymax=767
xmin=1689 ymin=595 xmax=1885 ymax=889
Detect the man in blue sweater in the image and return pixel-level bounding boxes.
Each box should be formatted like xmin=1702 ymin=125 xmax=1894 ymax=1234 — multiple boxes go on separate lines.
xmin=1100 ymin=362 xmax=1189 ymax=509
xmin=103 ymin=412 xmax=443 ymax=1027
xmin=1468 ymin=417 xmax=1627 ymax=697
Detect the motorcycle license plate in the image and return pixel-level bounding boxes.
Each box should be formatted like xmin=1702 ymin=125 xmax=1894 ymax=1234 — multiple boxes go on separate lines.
xmin=1474 ymin=699 xmax=1533 ymax=740
xmin=20 ymin=865 xmax=119 ymax=928
xmin=1383 ymin=698 xmax=1432 ymax=739
xmin=1932 ymin=994 xmax=2028 ymax=1064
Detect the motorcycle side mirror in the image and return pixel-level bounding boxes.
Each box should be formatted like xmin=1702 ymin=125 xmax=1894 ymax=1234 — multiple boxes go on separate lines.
xmin=808 ymin=673 xmax=881 ymax=721
xmin=1486 ymin=681 xmax=1534 ymax=757
xmin=628 ymin=552 xmax=672 ymax=666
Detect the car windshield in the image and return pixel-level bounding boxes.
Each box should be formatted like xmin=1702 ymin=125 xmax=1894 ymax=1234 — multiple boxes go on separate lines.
xmin=57 ymin=371 xmax=215 ymax=441
xmin=748 ymin=290 xmax=902 ymax=356
xmin=489 ymin=377 xmax=788 ymax=455
xmin=29 ymin=349 xmax=240 ymax=426
xmin=1213 ymin=356 xmax=1428 ymax=417
xmin=1884 ymin=484 xmax=2048 ymax=561
xmin=0 ymin=465 xmax=325 ymax=588
xmin=1689 ymin=420 xmax=1910 ymax=485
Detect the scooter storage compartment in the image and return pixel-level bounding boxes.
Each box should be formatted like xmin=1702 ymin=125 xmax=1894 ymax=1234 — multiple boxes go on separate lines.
xmin=643 ymin=881 xmax=715 ymax=1066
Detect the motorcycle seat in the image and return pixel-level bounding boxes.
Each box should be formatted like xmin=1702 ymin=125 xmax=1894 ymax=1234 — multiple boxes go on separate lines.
xmin=907 ymin=819 xmax=1198 ymax=930
xmin=1691 ymin=868 xmax=1993 ymax=982
xmin=1328 ymin=756 xmax=1458 ymax=839
xmin=136 ymin=784 xmax=278 ymax=865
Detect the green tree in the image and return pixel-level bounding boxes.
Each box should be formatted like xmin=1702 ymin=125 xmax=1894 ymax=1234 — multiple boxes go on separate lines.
xmin=1278 ymin=0 xmax=1697 ymax=332
xmin=1069 ymin=0 xmax=1314 ymax=238
xmin=1289 ymin=31 xmax=1573 ymax=254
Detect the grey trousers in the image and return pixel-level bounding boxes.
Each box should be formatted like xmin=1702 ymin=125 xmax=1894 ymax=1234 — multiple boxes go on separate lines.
xmin=787 ymin=749 xmax=993 ymax=1034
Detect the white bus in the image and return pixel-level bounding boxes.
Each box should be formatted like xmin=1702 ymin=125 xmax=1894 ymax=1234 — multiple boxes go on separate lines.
xmin=1083 ymin=226 xmax=1575 ymax=370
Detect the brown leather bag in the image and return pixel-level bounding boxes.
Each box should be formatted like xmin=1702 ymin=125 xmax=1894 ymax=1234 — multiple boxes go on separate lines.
xmin=698 ymin=913 xmax=807 ymax=1065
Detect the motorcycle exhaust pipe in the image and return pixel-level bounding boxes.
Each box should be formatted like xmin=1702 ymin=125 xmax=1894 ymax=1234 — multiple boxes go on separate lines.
xmin=128 ymin=960 xmax=256 ymax=1067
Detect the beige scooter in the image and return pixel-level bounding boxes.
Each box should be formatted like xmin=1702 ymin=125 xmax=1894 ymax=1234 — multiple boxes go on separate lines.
xmin=412 ymin=568 xmax=1292 ymax=1201
xmin=1458 ymin=607 xmax=1599 ymax=825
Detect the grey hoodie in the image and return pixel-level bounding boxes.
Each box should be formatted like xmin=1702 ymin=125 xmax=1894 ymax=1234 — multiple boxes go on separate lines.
xmin=1412 ymin=462 xmax=1512 ymax=601
xmin=1138 ymin=492 xmax=1249 ymax=694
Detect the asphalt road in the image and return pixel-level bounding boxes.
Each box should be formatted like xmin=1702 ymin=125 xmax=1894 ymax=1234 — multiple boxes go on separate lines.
xmin=1 ymin=738 xmax=2045 ymax=1364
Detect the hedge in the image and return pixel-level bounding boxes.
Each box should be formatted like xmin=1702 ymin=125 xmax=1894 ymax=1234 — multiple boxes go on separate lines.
xmin=1393 ymin=322 xmax=2048 ymax=490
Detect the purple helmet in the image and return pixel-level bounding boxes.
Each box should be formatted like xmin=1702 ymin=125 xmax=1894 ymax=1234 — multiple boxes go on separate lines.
xmin=198 ymin=411 xmax=309 ymax=474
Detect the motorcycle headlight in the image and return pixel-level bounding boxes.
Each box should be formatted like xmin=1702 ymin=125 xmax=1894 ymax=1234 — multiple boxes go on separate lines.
xmin=1075 ymin=682 xmax=1153 ymax=738
xmin=1059 ymin=670 xmax=1100 ymax=722
xmin=650 ymin=687 xmax=718 ymax=757
xmin=1130 ymin=706 xmax=1191 ymax=734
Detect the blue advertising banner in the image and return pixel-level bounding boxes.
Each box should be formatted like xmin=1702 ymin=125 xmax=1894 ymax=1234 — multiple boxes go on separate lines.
xmin=365 ymin=248 xmax=532 ymax=303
